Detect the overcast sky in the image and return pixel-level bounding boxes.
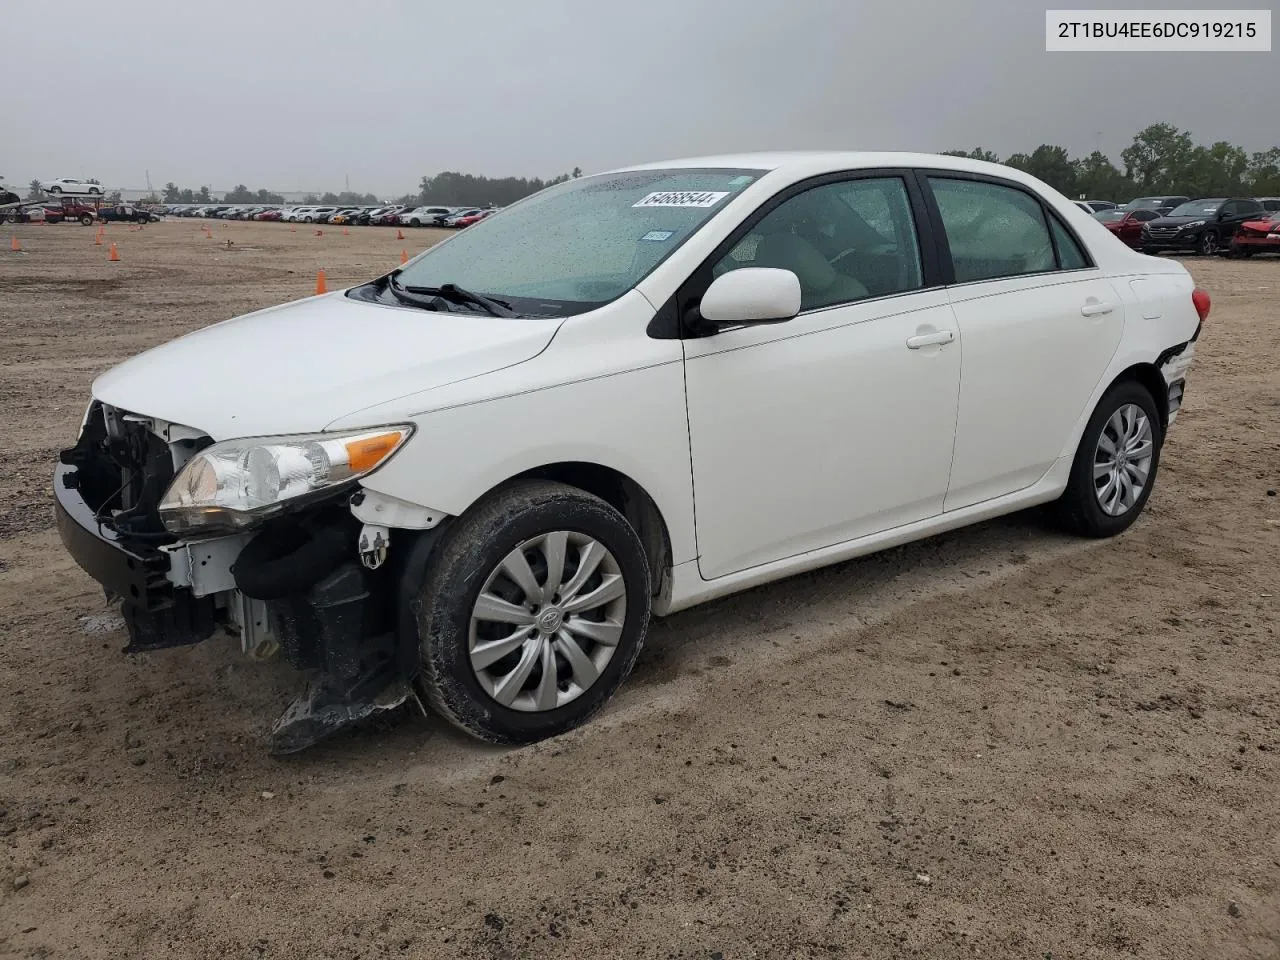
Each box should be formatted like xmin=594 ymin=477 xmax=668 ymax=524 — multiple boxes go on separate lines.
xmin=4 ymin=0 xmax=1276 ymax=194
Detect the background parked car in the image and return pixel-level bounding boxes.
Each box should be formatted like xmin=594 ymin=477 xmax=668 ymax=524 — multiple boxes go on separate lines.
xmin=375 ymin=207 xmax=408 ymax=225
xmin=453 ymin=209 xmax=495 ymax=228
xmin=41 ymin=177 xmax=104 ymax=196
xmin=299 ymin=206 xmax=337 ymax=223
xmin=355 ymin=206 xmax=390 ymax=225
xmin=1142 ymin=197 xmax=1267 ymax=256
xmin=1122 ymin=195 xmax=1190 ymax=217
xmin=401 ymin=206 xmax=453 ymax=226
xmin=1256 ymin=197 xmax=1280 ymax=212
xmin=1074 ymin=199 xmax=1117 ymax=213
xmin=98 ymin=204 xmax=159 ymax=223
xmin=1229 ymin=211 xmax=1280 ymax=257
xmin=441 ymin=208 xmax=485 ymax=227
xmin=1093 ymin=207 xmax=1161 ymax=247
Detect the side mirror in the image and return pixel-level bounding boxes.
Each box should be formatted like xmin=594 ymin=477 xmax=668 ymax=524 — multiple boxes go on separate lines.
xmin=699 ymin=267 xmax=802 ymax=326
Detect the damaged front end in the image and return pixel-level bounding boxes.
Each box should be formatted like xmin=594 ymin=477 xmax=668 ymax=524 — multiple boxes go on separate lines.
xmin=54 ymin=402 xmax=437 ymax=753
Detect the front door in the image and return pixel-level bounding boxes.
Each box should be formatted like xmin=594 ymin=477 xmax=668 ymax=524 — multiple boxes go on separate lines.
xmin=681 ymin=174 xmax=962 ymax=580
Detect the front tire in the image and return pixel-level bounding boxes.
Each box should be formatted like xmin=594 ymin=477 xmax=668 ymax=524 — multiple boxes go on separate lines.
xmin=416 ymin=480 xmax=651 ymax=745
xmin=1052 ymin=381 xmax=1163 ymax=538
xmin=1198 ymin=231 xmax=1219 ymax=256
xmin=48 ymin=186 xmax=61 ymax=195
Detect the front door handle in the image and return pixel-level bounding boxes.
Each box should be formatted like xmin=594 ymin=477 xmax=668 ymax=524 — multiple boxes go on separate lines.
xmin=1080 ymin=300 xmax=1115 ymax=317
xmin=905 ymin=330 xmax=955 ymax=349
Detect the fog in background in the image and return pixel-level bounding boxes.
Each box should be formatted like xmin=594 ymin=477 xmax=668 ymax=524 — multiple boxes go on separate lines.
xmin=4 ymin=0 xmax=1276 ymax=193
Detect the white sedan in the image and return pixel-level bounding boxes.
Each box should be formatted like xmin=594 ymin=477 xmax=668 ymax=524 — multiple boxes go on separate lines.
xmin=54 ymin=152 xmax=1204 ymax=753
xmin=41 ymin=177 xmax=104 ymax=196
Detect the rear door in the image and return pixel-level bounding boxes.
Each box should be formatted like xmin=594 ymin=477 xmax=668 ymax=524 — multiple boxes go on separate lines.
xmin=921 ymin=174 xmax=1125 ymax=511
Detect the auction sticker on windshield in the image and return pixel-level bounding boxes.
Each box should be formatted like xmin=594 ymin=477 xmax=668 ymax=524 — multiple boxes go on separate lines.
xmin=633 ymin=191 xmax=730 ymax=208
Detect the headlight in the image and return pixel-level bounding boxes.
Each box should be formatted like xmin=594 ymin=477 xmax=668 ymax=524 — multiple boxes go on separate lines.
xmin=158 ymin=425 xmax=412 ymax=535
xmin=1181 ymin=220 xmax=1205 ymax=230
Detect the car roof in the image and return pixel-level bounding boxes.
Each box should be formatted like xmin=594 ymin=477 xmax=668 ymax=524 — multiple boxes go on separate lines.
xmin=611 ymin=150 xmax=1049 ymax=178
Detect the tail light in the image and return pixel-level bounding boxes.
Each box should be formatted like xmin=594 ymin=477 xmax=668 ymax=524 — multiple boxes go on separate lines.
xmin=1191 ymin=287 xmax=1211 ymax=323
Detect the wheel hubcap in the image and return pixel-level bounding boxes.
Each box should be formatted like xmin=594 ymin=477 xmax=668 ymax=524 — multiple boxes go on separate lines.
xmin=1092 ymin=403 xmax=1154 ymax=517
xmin=468 ymin=531 xmax=627 ymax=713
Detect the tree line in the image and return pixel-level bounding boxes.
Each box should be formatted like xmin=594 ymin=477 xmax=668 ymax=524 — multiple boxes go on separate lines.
xmin=943 ymin=122 xmax=1280 ymax=200
xmin=152 ymin=167 xmax=583 ymax=208
xmin=405 ymin=167 xmax=583 ymax=207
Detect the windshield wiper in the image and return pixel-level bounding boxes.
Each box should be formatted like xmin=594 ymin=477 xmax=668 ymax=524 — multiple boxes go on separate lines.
xmin=388 ymin=273 xmax=514 ymax=317
xmin=384 ymin=275 xmax=445 ymax=311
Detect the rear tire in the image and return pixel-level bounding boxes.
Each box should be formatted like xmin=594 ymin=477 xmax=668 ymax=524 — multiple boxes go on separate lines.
xmin=1052 ymin=380 xmax=1163 ymax=538
xmin=415 ymin=480 xmax=651 ymax=745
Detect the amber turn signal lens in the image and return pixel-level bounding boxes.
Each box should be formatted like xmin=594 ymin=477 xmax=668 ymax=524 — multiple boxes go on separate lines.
xmin=345 ymin=432 xmax=404 ymax=473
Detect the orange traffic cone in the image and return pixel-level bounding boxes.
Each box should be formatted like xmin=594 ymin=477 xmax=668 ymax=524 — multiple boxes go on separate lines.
xmin=108 ymin=243 xmax=120 ymax=262
xmin=315 ymin=269 xmax=327 ymax=294
xmin=396 ymin=228 xmax=404 ymax=240
xmin=94 ymin=233 xmax=103 ymax=245
xmin=290 ymin=224 xmax=296 ymax=233
xmin=315 ymin=229 xmax=324 ymax=237
xmin=342 ymin=226 xmax=349 ymax=236
xmin=400 ymin=249 xmax=409 ymax=264
xmin=9 ymin=236 xmax=20 ymax=252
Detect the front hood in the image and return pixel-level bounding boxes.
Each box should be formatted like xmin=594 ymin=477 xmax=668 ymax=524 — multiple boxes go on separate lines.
xmin=93 ymin=291 xmax=562 ymax=439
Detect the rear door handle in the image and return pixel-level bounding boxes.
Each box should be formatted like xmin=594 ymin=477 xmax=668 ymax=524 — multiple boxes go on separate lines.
xmin=1080 ymin=301 xmax=1115 ymax=317
xmin=905 ymin=330 xmax=955 ymax=349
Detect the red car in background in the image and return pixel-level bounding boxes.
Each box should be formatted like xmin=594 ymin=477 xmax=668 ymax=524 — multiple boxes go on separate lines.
xmin=453 ymin=210 xmax=493 ymax=228
xmin=1230 ymin=213 xmax=1280 ymax=257
xmin=375 ymin=207 xmax=408 ymax=225
xmin=1093 ymin=207 xmax=1162 ymax=247
xmin=254 ymin=209 xmax=284 ymax=221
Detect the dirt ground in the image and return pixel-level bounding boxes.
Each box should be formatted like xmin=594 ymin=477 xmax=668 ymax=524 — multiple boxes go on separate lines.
xmin=0 ymin=219 xmax=1277 ymax=960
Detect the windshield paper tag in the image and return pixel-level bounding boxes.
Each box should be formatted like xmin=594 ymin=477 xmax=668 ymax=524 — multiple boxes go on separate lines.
xmin=640 ymin=230 xmax=674 ymax=241
xmin=633 ymin=191 xmax=730 ymax=208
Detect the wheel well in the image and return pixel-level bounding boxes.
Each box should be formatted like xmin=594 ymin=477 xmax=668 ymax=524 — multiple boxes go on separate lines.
xmin=1111 ymin=363 xmax=1168 ymax=432
xmin=509 ymin=462 xmax=672 ymax=597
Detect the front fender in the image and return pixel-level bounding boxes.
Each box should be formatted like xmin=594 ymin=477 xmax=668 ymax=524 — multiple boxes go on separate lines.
xmin=354 ymin=358 xmax=697 ymax=565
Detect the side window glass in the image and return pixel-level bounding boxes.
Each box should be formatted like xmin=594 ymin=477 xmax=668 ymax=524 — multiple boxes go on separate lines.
xmin=928 ymin=177 xmax=1055 ymax=282
xmin=714 ymin=177 xmax=923 ymax=310
xmin=1049 ymin=216 xmax=1088 ymax=269
xmin=1135 ymin=210 xmax=1159 ymax=222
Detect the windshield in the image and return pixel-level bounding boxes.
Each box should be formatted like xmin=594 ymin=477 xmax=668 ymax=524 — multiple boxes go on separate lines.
xmin=390 ymin=168 xmax=763 ymax=315
xmin=1095 ymin=210 xmax=1126 ymax=222
xmin=1169 ymin=200 xmax=1222 ymax=217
